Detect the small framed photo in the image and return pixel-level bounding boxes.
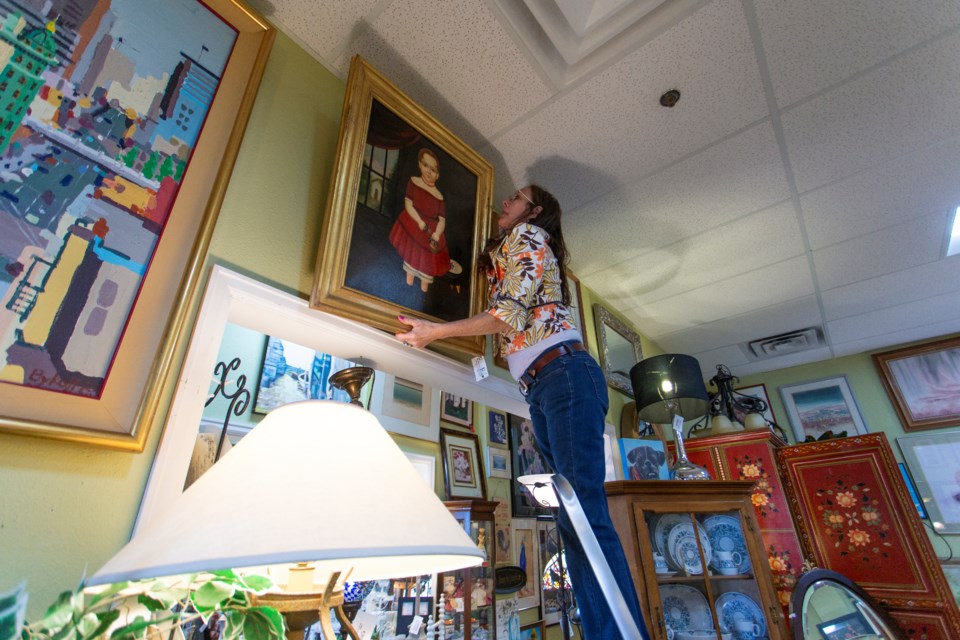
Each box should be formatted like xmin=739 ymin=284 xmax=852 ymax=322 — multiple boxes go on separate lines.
xmin=369 ymin=372 xmax=441 ymax=442
xmin=872 ymin=335 xmax=960 ymax=431
xmin=441 ymin=391 xmax=474 ymax=429
xmin=486 ymin=447 xmax=512 ymax=479
xmin=488 ymin=409 xmax=509 ymax=448
xmin=898 ymin=431 xmax=960 ymax=533
xmin=439 ymin=429 xmax=486 ymax=500
xmin=512 ymin=520 xmax=541 ymax=612
xmin=395 ymin=596 xmax=433 ymax=637
xmin=619 ymin=438 xmax=670 ymax=480
xmin=520 ymin=620 xmax=546 ymax=640
xmin=734 ymin=383 xmax=778 ymax=425
xmin=778 ymin=375 xmax=869 ymax=442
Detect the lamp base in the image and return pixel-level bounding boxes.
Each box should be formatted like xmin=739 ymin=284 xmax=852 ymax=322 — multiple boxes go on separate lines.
xmin=251 ymin=573 xmax=360 ymax=640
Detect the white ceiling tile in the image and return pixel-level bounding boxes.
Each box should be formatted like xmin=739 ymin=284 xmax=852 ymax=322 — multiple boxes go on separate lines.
xmin=580 ymin=201 xmax=804 ymax=307
xmin=335 ymin=0 xmax=553 ymax=144
xmin=831 ymin=319 xmax=960 ymax=357
xmin=614 ymin=256 xmax=816 ymax=337
xmin=812 ymin=210 xmax=948 ymax=290
xmin=648 ymin=294 xmax=823 ymax=354
xmin=827 ymin=289 xmax=960 ymax=344
xmin=489 ymin=0 xmax=768 ymax=210
xmin=821 ymin=254 xmax=960 ymax=320
xmin=692 ymin=346 xmax=835 ymax=379
xmin=754 ymin=0 xmax=960 ymax=107
xmin=566 ymin=122 xmax=790 ymax=274
xmin=257 ymin=0 xmax=382 ymax=63
xmin=782 ymin=30 xmax=960 ymax=193
xmin=800 ymin=136 xmax=960 ymax=249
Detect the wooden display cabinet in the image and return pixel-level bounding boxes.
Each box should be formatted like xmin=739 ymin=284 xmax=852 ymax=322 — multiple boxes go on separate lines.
xmin=439 ymin=500 xmax=497 ymax=640
xmin=607 ymin=480 xmax=789 ymax=640
xmin=777 ymin=434 xmax=960 ymax=639
xmin=681 ymin=429 xmax=808 ymax=616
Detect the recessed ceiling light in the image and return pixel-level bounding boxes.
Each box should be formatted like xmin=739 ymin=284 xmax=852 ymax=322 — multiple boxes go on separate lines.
xmin=947 ymin=206 xmax=960 ymax=257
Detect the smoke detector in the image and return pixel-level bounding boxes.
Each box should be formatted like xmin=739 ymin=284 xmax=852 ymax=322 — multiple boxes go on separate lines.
xmin=742 ymin=327 xmax=824 ymax=360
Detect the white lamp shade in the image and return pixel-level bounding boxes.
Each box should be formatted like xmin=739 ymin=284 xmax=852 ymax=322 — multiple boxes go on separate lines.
xmin=88 ymin=401 xmax=483 ymax=588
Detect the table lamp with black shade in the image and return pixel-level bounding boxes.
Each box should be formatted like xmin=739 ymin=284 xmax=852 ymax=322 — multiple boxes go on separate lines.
xmin=86 ymin=401 xmax=484 ymax=640
xmin=630 ymin=354 xmax=711 ymax=480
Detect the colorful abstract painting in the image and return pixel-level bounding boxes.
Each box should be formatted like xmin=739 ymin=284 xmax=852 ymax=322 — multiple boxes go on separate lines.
xmin=0 ymin=0 xmax=236 ymax=398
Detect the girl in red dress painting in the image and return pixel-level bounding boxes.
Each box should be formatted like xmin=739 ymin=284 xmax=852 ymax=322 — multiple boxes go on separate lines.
xmin=388 ymin=148 xmax=451 ymax=292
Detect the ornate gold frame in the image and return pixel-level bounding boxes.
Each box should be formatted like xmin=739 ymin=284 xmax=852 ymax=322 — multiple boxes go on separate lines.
xmin=310 ymin=56 xmax=494 ymax=356
xmin=0 ymin=0 xmax=275 ymax=450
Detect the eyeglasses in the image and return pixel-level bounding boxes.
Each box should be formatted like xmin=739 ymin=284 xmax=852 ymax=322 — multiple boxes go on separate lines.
xmin=512 ymin=190 xmax=536 ymax=206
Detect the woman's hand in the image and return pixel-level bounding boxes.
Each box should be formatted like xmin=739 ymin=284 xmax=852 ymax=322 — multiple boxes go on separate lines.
xmin=396 ymin=315 xmax=440 ymax=349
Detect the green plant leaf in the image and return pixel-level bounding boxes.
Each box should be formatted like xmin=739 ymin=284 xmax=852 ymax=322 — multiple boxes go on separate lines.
xmin=134 ymin=595 xmax=168 ymax=613
xmin=86 ymin=583 xmax=130 ymax=608
xmin=39 ymin=591 xmax=77 ymax=631
xmin=77 ymin=610 xmax=117 ymax=640
xmin=107 ymin=615 xmax=155 ymax=640
xmin=241 ymin=607 xmax=284 ymax=640
xmin=238 ymin=575 xmax=273 ymax=592
xmin=192 ymin=582 xmax=234 ymax=611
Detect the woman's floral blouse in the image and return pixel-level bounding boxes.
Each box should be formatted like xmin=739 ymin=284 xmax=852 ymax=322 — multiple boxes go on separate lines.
xmin=485 ymin=223 xmax=575 ymax=356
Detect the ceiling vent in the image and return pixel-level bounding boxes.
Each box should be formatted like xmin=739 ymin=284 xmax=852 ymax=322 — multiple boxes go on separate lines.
xmin=743 ymin=327 xmax=824 ymax=360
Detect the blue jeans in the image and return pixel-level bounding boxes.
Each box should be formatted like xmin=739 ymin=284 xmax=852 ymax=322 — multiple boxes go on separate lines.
xmin=525 ymin=349 xmax=650 ymax=640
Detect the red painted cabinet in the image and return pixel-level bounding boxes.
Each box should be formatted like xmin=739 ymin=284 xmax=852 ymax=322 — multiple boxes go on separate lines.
xmin=777 ymin=434 xmax=960 ymax=639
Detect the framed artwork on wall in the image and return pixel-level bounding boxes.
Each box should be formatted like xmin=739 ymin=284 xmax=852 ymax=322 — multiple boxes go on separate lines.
xmin=488 ymin=409 xmax=508 ymax=448
xmin=898 ymin=431 xmax=960 ymax=533
xmin=734 ymin=383 xmax=778 ymax=426
xmin=508 ymin=412 xmax=553 ymax=518
xmin=310 ymin=56 xmax=494 ymax=357
xmin=511 ymin=520 xmax=541 ymax=612
xmin=519 ymin=621 xmax=546 ymax=639
xmin=872 ymin=335 xmax=960 ymax=431
xmin=369 ymin=372 xmax=441 ymax=442
xmin=778 ymin=375 xmax=869 ymax=442
xmin=486 ymin=447 xmax=511 ymax=479
xmin=0 ymin=0 xmax=274 ymax=449
xmin=441 ymin=391 xmax=473 ymax=429
xmin=439 ymin=428 xmax=486 ymax=500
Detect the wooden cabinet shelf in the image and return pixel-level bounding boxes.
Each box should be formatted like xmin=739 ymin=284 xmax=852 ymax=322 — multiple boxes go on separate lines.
xmin=607 ymin=480 xmax=789 ymax=640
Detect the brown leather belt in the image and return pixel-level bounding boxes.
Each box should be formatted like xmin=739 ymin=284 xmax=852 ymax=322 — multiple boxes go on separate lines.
xmin=518 ymin=341 xmax=586 ymax=395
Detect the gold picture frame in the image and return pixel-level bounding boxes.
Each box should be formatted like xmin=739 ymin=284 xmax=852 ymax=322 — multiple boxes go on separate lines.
xmin=310 ymin=56 xmax=494 ymax=357
xmin=872 ymin=335 xmax=960 ymax=431
xmin=0 ymin=0 xmax=274 ymax=450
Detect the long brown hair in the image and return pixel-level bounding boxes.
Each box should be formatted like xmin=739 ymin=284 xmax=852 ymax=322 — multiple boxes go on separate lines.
xmin=479 ymin=183 xmax=571 ymax=304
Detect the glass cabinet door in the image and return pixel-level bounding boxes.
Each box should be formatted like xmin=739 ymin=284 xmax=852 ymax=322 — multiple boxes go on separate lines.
xmin=643 ymin=509 xmax=769 ymax=640
xmin=442 ymin=500 xmax=497 ymax=640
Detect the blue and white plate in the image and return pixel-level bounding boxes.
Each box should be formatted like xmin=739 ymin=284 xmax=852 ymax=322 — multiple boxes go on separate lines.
xmin=652 ymin=514 xmax=689 ymax=567
xmin=716 ymin=592 xmax=765 ymax=637
xmin=704 ymin=515 xmax=751 ymax=574
xmin=659 ymin=584 xmax=712 ymax=632
xmin=667 ymin=523 xmax=712 ymax=575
